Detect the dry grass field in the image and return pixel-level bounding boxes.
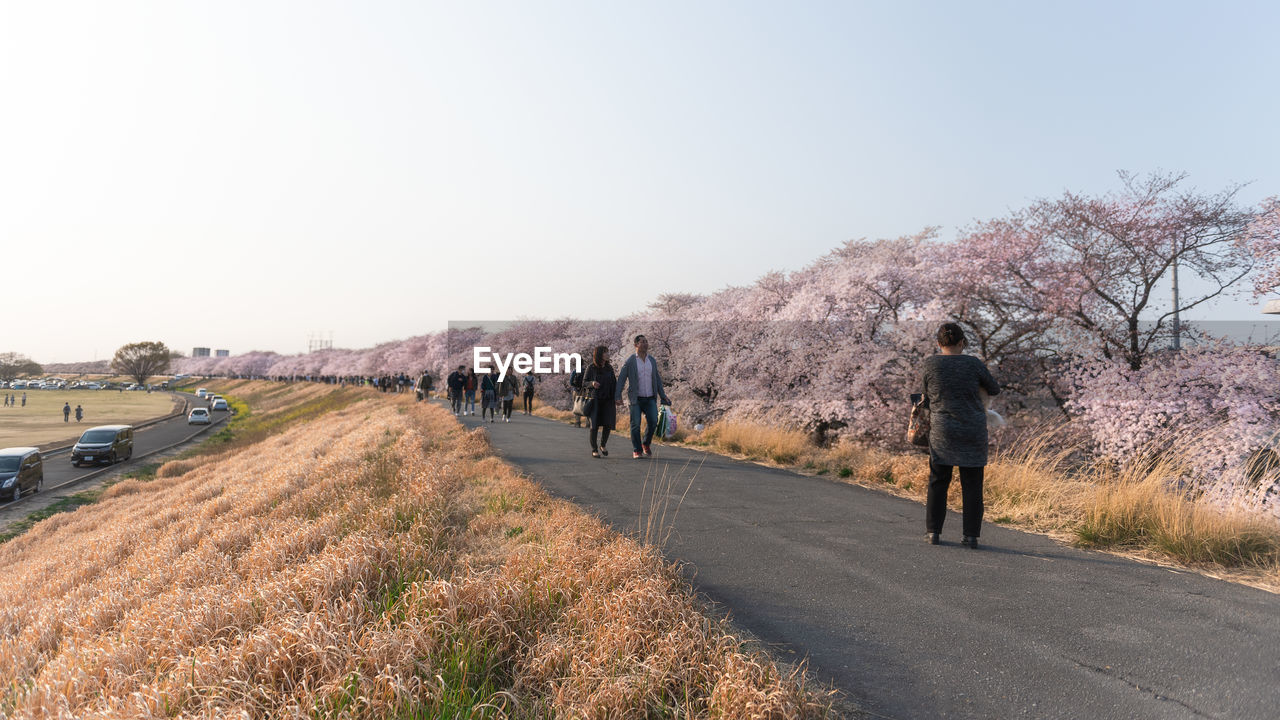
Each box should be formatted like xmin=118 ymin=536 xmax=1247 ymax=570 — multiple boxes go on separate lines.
xmin=0 ymin=389 xmax=179 ymax=449
xmin=0 ymin=386 xmax=832 ymax=718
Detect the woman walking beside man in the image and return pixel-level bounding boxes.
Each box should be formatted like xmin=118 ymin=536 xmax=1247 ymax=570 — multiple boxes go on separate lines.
xmin=583 ymin=345 xmax=616 ymax=458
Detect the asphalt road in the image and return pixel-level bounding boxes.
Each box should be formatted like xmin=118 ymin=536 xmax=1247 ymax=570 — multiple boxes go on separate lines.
xmin=2 ymin=392 xmax=228 ymax=510
xmin=453 ymin=404 xmax=1280 ymax=720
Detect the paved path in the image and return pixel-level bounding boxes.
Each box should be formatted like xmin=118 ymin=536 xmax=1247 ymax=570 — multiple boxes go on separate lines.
xmin=453 ymin=405 xmax=1280 ymax=720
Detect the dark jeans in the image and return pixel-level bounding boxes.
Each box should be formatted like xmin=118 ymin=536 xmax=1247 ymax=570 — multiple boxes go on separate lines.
xmin=450 ymin=389 xmax=463 ymax=413
xmin=926 ymin=462 xmax=985 ymax=537
xmin=629 ymin=396 xmax=658 ymax=452
xmin=502 ymin=398 xmax=513 ymax=418
xmin=523 ymin=390 xmax=534 ymax=413
xmin=589 ymin=417 xmax=611 ymax=452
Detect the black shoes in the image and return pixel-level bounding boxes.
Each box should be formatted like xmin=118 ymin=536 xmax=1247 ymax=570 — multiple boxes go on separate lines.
xmin=925 ymin=532 xmax=980 ymax=548
xmin=600 ymin=447 xmax=608 ymax=457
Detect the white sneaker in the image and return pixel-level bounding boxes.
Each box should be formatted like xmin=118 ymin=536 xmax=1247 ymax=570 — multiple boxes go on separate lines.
xmin=505 ymin=417 xmax=509 ymax=422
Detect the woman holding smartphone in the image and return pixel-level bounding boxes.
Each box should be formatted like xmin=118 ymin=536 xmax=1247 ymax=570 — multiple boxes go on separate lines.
xmin=919 ymin=322 xmax=1001 ymax=548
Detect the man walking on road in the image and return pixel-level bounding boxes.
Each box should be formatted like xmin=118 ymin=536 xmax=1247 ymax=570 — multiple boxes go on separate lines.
xmin=446 ymin=365 xmax=467 ymax=415
xmin=521 ymin=372 xmax=537 ymax=414
xmin=615 ymin=334 xmax=672 ymax=459
xmin=63 ymin=402 xmax=71 ymax=422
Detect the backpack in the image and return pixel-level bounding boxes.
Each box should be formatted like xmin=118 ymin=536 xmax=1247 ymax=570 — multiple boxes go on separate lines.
xmin=569 ymin=370 xmax=583 ymax=389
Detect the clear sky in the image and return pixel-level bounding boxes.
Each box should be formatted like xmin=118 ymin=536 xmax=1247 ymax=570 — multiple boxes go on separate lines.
xmin=3 ymin=1 xmax=1278 ymax=363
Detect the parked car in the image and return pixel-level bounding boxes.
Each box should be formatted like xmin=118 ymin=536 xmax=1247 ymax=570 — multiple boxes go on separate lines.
xmin=0 ymin=447 xmax=42 ymax=501
xmin=188 ymin=407 xmax=212 ymax=425
xmin=195 ymin=388 xmax=208 ymax=399
xmin=210 ymin=398 xmax=229 ymax=412
xmin=71 ymin=425 xmax=134 ymax=467
xmin=84 ymin=382 xmax=102 ymax=390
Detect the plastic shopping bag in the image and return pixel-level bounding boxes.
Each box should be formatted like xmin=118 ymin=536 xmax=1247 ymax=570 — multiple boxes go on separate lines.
xmin=658 ymin=406 xmax=677 ymax=440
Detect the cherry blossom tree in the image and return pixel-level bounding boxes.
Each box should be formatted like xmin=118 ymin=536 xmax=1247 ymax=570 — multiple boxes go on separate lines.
xmin=961 ymin=172 xmax=1263 ymax=370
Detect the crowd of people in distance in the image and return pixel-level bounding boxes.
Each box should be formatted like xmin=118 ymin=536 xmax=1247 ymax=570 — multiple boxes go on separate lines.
xmin=443 ymin=366 xmax=535 ymax=423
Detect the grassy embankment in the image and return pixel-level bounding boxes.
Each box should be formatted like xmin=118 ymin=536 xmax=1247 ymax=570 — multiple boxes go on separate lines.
xmin=0 ymin=382 xmax=369 ymax=544
xmin=0 ymin=385 xmax=834 ymax=718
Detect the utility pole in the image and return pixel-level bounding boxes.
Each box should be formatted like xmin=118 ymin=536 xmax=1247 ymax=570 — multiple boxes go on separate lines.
xmin=1171 ymin=258 xmax=1181 ymax=351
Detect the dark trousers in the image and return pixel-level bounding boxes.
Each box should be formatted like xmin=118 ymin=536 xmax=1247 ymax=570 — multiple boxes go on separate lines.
xmin=450 ymin=389 xmax=463 ymax=413
xmin=926 ymin=462 xmax=985 ymax=537
xmin=523 ymin=390 xmax=534 ymax=413
xmin=589 ymin=417 xmax=611 ymax=452
xmin=502 ymin=398 xmax=513 ymax=418
xmin=629 ymin=396 xmax=658 ymax=452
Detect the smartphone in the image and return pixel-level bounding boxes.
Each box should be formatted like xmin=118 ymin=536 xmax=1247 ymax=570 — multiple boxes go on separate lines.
xmin=910 ymin=393 xmax=922 ymax=405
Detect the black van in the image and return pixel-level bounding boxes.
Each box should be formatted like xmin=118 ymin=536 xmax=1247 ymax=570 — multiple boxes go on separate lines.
xmin=0 ymin=447 xmax=43 ymax=501
xmin=71 ymin=425 xmax=134 ymax=467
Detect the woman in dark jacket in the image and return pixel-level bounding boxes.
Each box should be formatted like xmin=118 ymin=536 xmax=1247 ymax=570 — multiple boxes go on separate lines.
xmin=920 ymin=322 xmax=1001 ymax=548
xmin=583 ymin=345 xmax=617 ymax=458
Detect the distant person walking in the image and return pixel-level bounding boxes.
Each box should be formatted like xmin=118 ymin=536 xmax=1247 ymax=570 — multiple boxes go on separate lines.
xmin=464 ymin=369 xmax=478 ymax=416
xmin=615 ymin=334 xmax=672 ymax=459
xmin=415 ymin=371 xmax=433 ymax=402
xmin=919 ymin=322 xmax=1001 ymax=549
xmin=480 ymin=370 xmax=499 ymax=423
xmin=498 ymin=373 xmax=519 ymax=422
xmin=22 ymin=393 xmax=27 ymax=407
xmin=63 ymin=402 xmax=71 ymax=422
xmin=521 ymin=372 xmax=537 ymax=414
xmin=446 ymin=365 xmax=467 ymax=415
xmin=75 ymin=405 xmax=83 ymax=422
xmin=584 ymin=345 xmax=617 ymax=458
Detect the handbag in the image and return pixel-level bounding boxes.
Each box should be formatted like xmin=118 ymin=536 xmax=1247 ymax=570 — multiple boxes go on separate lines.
xmin=572 ymin=387 xmax=596 ymax=416
xmin=906 ymin=398 xmax=930 ymax=446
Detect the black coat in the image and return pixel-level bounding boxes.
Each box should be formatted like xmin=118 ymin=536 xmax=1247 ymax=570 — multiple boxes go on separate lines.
xmin=584 ymin=363 xmax=617 ymax=429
